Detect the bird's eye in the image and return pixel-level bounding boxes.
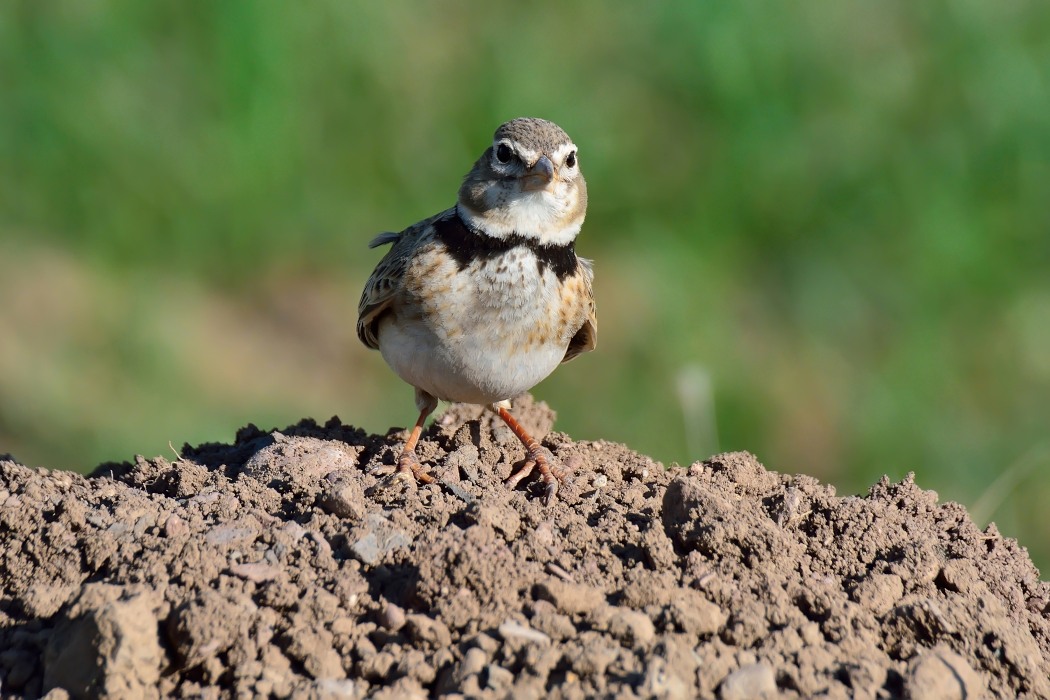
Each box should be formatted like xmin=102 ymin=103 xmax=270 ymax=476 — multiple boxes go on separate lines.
xmin=566 ymin=150 xmax=577 ymax=168
xmin=495 ymin=143 xmax=513 ymax=163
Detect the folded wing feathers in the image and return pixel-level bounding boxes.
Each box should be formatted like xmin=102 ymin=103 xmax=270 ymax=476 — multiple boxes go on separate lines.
xmin=368 ymin=232 xmax=401 ymax=248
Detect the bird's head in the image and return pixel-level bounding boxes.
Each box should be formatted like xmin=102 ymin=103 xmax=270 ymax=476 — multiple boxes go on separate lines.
xmin=458 ymin=117 xmax=587 ymax=246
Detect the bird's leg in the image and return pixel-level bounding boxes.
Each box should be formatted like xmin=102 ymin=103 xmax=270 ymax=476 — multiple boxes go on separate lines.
xmin=499 ymin=405 xmax=562 ymax=505
xmin=377 ymin=390 xmax=439 ymax=486
xmin=391 ymin=407 xmax=436 ymax=484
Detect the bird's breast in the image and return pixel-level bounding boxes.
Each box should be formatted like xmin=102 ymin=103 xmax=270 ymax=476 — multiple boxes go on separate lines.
xmin=382 ymin=242 xmax=589 ymax=403
xmin=415 ymin=244 xmax=584 ymax=351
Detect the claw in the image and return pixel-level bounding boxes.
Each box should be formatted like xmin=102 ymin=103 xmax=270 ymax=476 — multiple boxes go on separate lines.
xmin=368 ymin=462 xmax=396 ymax=477
xmin=505 ymin=449 xmax=563 ymax=505
xmin=397 ymin=452 xmax=436 ymax=484
xmin=377 ymin=404 xmax=437 ymax=489
xmin=382 ymin=469 xmax=414 ymax=487
xmin=505 ymin=460 xmax=536 ymax=490
xmin=497 ymin=405 xmax=568 ymax=505
xmin=375 ymin=451 xmax=435 ymax=490
xmin=542 ymin=479 xmax=559 ymax=506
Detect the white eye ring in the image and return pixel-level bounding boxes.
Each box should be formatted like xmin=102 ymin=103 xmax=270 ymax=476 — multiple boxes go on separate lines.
xmin=495 ymin=143 xmax=513 ymax=164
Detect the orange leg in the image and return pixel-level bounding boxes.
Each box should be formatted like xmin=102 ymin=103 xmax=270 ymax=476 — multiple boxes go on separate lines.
xmin=392 ymin=407 xmax=436 ymax=484
xmin=499 ymin=406 xmax=562 ymax=504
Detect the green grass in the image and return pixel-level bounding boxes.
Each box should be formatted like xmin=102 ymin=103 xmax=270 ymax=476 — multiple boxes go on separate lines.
xmin=2 ymin=1 xmax=1049 ymax=569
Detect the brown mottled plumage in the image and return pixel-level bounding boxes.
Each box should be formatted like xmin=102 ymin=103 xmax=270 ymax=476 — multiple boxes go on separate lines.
xmin=358 ymin=118 xmax=596 ymax=504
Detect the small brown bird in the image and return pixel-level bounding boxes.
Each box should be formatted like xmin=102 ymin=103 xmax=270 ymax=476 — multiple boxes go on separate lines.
xmin=357 ymin=117 xmax=596 ymax=503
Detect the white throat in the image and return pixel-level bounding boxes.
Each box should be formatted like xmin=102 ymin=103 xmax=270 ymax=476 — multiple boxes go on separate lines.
xmin=457 ymin=192 xmax=583 ymax=246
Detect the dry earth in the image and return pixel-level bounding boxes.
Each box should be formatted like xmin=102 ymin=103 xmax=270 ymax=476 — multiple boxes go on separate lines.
xmin=1 ymin=395 xmax=1047 ymax=699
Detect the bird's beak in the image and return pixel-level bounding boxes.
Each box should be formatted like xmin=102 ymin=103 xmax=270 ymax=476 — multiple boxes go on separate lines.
xmin=521 ymin=155 xmax=555 ymax=192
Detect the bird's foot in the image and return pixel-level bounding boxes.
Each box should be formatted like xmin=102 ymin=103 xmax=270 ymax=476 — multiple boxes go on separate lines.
xmin=375 ymin=451 xmax=435 ymax=488
xmin=505 ymin=446 xmax=563 ymax=505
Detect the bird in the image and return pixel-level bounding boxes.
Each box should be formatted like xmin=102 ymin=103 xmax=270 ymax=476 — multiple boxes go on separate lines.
xmin=357 ymin=117 xmax=596 ymax=504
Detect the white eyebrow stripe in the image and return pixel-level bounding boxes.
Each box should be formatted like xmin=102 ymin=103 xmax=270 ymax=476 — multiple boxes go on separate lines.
xmin=551 ymin=142 xmax=577 ymax=164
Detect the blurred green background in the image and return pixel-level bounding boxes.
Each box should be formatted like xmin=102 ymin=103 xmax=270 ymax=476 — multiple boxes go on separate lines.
xmin=2 ymin=2 xmax=1049 ymax=569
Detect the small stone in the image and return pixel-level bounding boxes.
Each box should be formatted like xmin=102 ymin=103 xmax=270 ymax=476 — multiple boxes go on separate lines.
xmin=190 ymin=491 xmax=220 ymax=506
xmin=937 ymin=560 xmax=976 ymax=594
xmin=532 ymin=522 xmax=555 ymax=549
xmin=568 ymin=644 xmax=618 ymax=677
xmin=470 ymin=633 xmax=499 ymax=654
xmin=386 ymin=648 xmax=432 ymax=685
xmin=371 ymin=676 xmax=428 ymax=700
xmin=607 ymin=608 xmax=655 ymax=646
xmin=466 ymin=503 xmax=520 ymax=540
xmin=282 ymin=521 xmax=307 ymax=540
xmin=853 ymin=574 xmax=904 ymax=616
xmin=319 ymin=475 xmax=366 ymax=521
xmin=349 ymin=514 xmax=411 ymax=565
xmin=308 ymin=530 xmax=334 ymax=560
xmin=497 ymin=620 xmax=551 ymax=645
xmin=800 ymin=622 xmax=822 ymax=646
xmin=432 ymin=649 xmax=455 ymax=672
xmin=643 ymin=527 xmax=677 ymax=570
xmin=533 ymin=580 xmax=604 ymax=615
xmin=720 ymin=662 xmax=776 ymax=700
xmin=638 ymin=657 xmax=690 ymax=700
xmin=229 ymin=562 xmax=281 ymax=583
xmin=529 ymin=606 xmax=577 ymax=640
xmin=839 ymin=658 xmax=887 ymax=700
xmin=260 ymin=645 xmax=293 ymax=686
xmin=461 ymin=647 xmax=488 ymax=677
xmin=405 ymin=614 xmax=452 ymax=649
xmin=359 ymin=651 xmax=396 ymax=682
xmin=380 ymin=602 xmax=406 ymax=631
xmin=330 ymin=617 xmax=356 ymax=636
xmin=313 ymin=678 xmax=357 ymax=700
xmin=907 ymin=646 xmax=986 ymax=700
xmin=285 ymin=628 xmax=345 ymax=681
xmin=446 ymin=445 xmax=480 ymax=474
xmin=436 ymin=646 xmax=486 ymax=695
xmin=484 ymin=664 xmax=513 ymax=691
xmin=164 ymin=514 xmax=189 ymax=538
xmin=669 ymin=591 xmax=726 ymax=635
xmin=204 ymin=520 xmax=259 ymax=547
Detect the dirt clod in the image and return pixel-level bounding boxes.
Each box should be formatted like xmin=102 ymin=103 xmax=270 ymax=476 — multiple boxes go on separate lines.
xmin=1 ymin=394 xmax=1047 ymax=698
xmin=42 ymin=585 xmax=162 ymax=700
xmin=906 ymin=645 xmax=986 ymax=700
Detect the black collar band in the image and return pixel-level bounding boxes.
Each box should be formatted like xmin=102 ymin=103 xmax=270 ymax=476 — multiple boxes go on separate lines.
xmin=435 ymin=211 xmax=578 ymax=281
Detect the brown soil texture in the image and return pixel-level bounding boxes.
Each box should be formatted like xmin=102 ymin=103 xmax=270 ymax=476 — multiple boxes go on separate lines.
xmin=1 ymin=394 xmax=1048 ymax=699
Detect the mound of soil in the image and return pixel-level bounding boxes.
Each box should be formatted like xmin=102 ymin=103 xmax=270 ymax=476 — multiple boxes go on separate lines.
xmin=1 ymin=394 xmax=1047 ymax=699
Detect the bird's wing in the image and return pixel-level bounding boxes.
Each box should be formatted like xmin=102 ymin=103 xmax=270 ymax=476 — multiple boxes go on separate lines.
xmin=356 ymin=211 xmax=447 ymax=349
xmin=562 ymin=256 xmax=597 ymax=363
